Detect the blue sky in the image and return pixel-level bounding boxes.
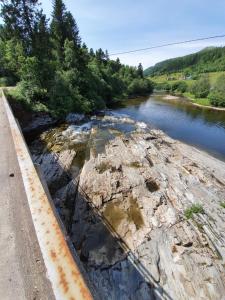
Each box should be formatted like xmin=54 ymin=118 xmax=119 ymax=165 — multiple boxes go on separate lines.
xmin=42 ymin=0 xmax=225 ymax=68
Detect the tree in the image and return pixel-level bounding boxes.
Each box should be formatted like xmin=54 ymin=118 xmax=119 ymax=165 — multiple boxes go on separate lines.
xmin=89 ymin=48 xmax=95 ymax=57
xmin=105 ymin=50 xmax=109 ymax=61
xmin=170 ymin=81 xmax=187 ymax=93
xmin=137 ymin=63 xmax=144 ymax=78
xmin=50 ymin=0 xmax=81 ymax=64
xmin=0 ymin=0 xmax=154 ymax=114
xmin=18 ymin=56 xmax=47 ymax=104
xmin=208 ymin=74 xmax=225 ymax=107
xmin=32 ymin=10 xmax=53 ymax=88
xmin=0 ymin=0 xmax=41 ymax=53
xmin=50 ymin=0 xmax=67 ymax=63
xmin=190 ymin=75 xmax=210 ymax=98
xmin=95 ymin=48 xmax=105 ymax=63
xmin=64 ymin=11 xmax=81 ymax=46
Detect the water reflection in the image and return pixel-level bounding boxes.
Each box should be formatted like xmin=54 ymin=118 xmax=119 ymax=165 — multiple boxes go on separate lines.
xmin=114 ymin=93 xmax=225 ymax=160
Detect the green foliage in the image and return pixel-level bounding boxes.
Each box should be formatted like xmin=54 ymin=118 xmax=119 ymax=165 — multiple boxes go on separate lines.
xmin=154 ymin=80 xmax=187 ymax=94
xmin=0 ymin=0 xmax=41 ymax=53
xmin=154 ymin=81 xmax=170 ymax=91
xmin=50 ymin=0 xmax=81 ymax=66
xmin=137 ymin=63 xmax=144 ymax=78
xmin=220 ymin=202 xmax=225 ymax=209
xmin=0 ymin=0 xmax=153 ymax=116
xmin=208 ymin=74 xmax=225 ymax=107
xmin=18 ymin=56 xmax=47 ymax=103
xmin=145 ymin=47 xmax=225 ymax=77
xmin=170 ymin=81 xmax=187 ymax=93
xmin=190 ymin=75 xmax=210 ymax=98
xmin=49 ymin=71 xmax=90 ymax=116
xmin=184 ymin=204 xmax=204 ymax=219
xmin=128 ymin=78 xmax=153 ymax=97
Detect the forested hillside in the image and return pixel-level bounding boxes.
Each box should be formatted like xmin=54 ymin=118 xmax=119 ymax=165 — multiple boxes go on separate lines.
xmin=144 ymin=47 xmax=225 ymax=76
xmin=0 ymin=0 xmax=153 ymax=116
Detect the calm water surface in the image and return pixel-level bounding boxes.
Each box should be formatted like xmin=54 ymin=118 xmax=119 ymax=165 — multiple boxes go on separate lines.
xmin=113 ymin=93 xmax=225 ymax=160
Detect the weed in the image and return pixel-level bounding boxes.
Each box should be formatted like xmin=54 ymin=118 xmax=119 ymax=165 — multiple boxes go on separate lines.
xmin=184 ymin=203 xmax=204 ymax=219
xmin=220 ymin=202 xmax=225 ymax=209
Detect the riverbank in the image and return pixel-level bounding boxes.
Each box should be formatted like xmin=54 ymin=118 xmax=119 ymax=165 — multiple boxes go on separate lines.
xmin=161 ymin=92 xmax=225 ymax=111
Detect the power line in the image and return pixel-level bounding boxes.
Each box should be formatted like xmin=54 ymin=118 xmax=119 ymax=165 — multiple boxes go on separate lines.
xmin=109 ymin=34 xmax=225 ymax=56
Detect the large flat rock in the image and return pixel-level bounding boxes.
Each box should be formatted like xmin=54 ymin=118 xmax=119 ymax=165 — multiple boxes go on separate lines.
xmin=73 ymin=129 xmax=225 ymax=300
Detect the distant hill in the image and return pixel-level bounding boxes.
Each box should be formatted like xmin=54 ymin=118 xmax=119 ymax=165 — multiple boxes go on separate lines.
xmin=144 ymin=46 xmax=225 ymax=76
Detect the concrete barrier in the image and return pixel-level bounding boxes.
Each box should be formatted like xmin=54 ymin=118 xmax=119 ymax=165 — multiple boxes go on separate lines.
xmin=2 ymin=91 xmax=93 ymax=300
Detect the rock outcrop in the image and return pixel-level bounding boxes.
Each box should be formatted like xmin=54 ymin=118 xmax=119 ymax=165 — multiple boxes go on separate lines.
xmin=72 ymin=130 xmax=225 ymax=300
xmin=30 ymin=121 xmax=225 ymax=300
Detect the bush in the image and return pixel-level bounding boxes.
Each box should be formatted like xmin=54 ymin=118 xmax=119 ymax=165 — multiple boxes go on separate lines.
xmin=49 ymin=70 xmax=92 ymax=116
xmin=190 ymin=75 xmax=210 ymax=98
xmin=184 ymin=204 xmax=204 ymax=219
xmin=0 ymin=77 xmax=16 ymax=87
xmin=170 ymin=81 xmax=187 ymax=93
xmin=208 ymin=74 xmax=225 ymax=107
xmin=128 ymin=78 xmax=153 ymax=96
xmin=154 ymin=81 xmax=170 ymax=91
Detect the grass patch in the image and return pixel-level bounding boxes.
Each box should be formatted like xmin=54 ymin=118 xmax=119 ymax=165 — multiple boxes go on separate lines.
xmin=183 ymin=92 xmax=211 ymax=106
xmin=220 ymin=202 xmax=225 ymax=209
xmin=129 ymin=161 xmax=142 ymax=168
xmin=95 ymin=161 xmax=111 ymax=174
xmin=184 ymin=203 xmax=204 ymax=219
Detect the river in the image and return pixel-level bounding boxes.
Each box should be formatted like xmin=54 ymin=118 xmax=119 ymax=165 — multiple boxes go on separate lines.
xmin=112 ymin=93 xmax=225 ymax=160
xmin=31 ymin=92 xmax=225 ymax=179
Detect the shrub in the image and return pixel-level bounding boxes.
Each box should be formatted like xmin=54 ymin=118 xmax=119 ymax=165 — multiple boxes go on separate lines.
xmin=184 ymin=203 xmax=204 ymax=219
xmin=128 ymin=78 xmax=153 ymax=96
xmin=208 ymin=74 xmax=225 ymax=107
xmin=0 ymin=77 xmax=16 ymax=87
xmin=190 ymin=75 xmax=210 ymax=98
xmin=154 ymin=81 xmax=170 ymax=91
xmin=170 ymin=81 xmax=187 ymax=93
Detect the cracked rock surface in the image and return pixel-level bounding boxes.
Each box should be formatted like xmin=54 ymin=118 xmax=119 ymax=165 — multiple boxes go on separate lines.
xmin=72 ymin=130 xmax=225 ymax=300
xmin=30 ymin=125 xmax=225 ymax=300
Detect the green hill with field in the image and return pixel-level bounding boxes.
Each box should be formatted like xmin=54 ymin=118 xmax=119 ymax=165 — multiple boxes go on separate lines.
xmin=144 ymin=47 xmax=225 ymax=77
xmin=144 ymin=47 xmax=225 ymax=108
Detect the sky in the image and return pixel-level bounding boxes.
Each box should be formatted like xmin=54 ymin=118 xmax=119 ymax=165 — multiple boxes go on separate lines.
xmin=41 ymin=0 xmax=225 ymax=68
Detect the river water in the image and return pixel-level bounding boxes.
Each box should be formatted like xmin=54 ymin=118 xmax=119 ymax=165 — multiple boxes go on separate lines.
xmin=112 ymin=93 xmax=225 ymax=160
xmin=32 ymin=92 xmax=225 ymax=179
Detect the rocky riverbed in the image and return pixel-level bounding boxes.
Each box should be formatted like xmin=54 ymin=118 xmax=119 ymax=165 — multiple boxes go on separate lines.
xmin=29 ymin=113 xmax=225 ymax=300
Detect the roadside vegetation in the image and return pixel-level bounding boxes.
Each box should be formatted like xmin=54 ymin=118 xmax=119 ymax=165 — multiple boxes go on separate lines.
xmin=0 ymin=0 xmax=153 ymax=117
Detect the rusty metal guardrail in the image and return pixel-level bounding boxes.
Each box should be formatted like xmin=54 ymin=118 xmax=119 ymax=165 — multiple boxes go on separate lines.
xmin=2 ymin=90 xmax=93 ymax=300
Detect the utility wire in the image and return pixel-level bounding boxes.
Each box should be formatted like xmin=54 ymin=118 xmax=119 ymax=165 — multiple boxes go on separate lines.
xmin=109 ymin=34 xmax=225 ymax=56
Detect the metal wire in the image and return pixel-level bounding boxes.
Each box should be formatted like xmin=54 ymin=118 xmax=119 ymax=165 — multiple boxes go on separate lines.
xmin=110 ymin=34 xmax=225 ymax=56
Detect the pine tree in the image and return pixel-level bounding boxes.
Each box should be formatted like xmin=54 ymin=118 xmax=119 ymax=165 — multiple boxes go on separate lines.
xmin=64 ymin=11 xmax=81 ymax=46
xmin=105 ymin=50 xmax=109 ymax=61
xmin=0 ymin=0 xmax=40 ymax=53
xmin=137 ymin=63 xmax=144 ymax=78
xmin=51 ymin=0 xmax=81 ymax=64
xmin=32 ymin=10 xmax=52 ymax=88
xmin=96 ymin=48 xmax=105 ymax=63
xmin=89 ymin=48 xmax=95 ymax=57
